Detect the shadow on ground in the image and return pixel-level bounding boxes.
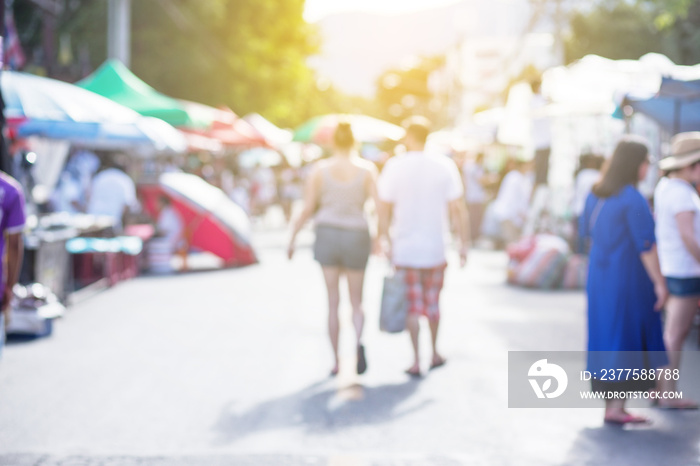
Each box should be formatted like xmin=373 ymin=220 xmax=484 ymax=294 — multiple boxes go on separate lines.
xmin=563 ymin=412 xmax=700 ymax=466
xmin=213 ymin=377 xmax=427 ymax=445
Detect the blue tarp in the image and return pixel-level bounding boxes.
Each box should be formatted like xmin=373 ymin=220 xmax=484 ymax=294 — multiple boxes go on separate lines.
xmin=16 ymin=120 xmax=153 ymax=148
xmin=624 ymin=77 xmax=700 ymax=134
xmin=2 ymin=71 xmax=185 ymax=152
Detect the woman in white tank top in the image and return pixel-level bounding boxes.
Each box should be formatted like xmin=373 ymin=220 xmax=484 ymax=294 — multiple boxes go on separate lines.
xmin=288 ymin=122 xmax=379 ymax=377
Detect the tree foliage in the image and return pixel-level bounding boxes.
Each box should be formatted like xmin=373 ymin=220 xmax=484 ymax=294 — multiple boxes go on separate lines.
xmin=565 ymin=0 xmax=700 ymax=65
xmin=565 ymin=2 xmax=669 ymax=62
xmin=13 ymin=0 xmax=361 ymax=128
xmin=374 ymin=55 xmax=446 ymax=126
xmin=643 ymin=0 xmax=694 ymax=29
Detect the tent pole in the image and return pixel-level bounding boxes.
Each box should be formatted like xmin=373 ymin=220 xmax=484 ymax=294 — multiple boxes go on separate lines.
xmin=674 ymin=99 xmax=681 ymax=136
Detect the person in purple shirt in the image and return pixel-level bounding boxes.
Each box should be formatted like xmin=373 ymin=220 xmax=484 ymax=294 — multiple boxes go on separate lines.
xmin=0 ymin=172 xmax=25 ymax=357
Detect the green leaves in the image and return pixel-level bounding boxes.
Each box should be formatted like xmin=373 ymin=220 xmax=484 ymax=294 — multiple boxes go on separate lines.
xmin=16 ymin=0 xmax=324 ymax=128
xmin=128 ymin=0 xmax=320 ymax=127
xmin=565 ymin=0 xmax=700 ymax=64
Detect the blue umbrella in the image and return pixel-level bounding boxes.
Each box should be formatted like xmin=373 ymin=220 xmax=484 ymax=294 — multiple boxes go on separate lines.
xmin=2 ymin=71 xmax=186 ymax=153
xmin=624 ymin=77 xmax=700 ymax=134
xmin=16 ymin=120 xmax=146 ymax=146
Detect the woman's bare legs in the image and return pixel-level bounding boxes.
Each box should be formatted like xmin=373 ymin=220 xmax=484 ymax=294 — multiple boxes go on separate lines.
xmin=657 ymin=295 xmax=699 ymax=407
xmin=345 ymin=269 xmax=366 ymax=345
xmin=322 ymin=266 xmax=341 ymax=375
xmin=406 ymin=313 xmax=421 ymax=375
xmin=347 ymin=268 xmax=368 ymax=374
xmin=429 ymin=317 xmax=445 ymax=368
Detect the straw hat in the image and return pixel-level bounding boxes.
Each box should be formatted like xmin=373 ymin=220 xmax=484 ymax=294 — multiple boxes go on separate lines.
xmin=659 ymin=132 xmax=700 ymax=171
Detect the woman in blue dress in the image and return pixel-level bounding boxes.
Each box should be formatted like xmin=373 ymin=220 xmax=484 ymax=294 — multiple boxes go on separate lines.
xmin=580 ymin=137 xmax=669 ymax=425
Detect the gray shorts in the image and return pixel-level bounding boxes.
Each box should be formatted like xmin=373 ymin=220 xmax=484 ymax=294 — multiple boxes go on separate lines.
xmin=314 ymin=225 xmax=371 ymax=270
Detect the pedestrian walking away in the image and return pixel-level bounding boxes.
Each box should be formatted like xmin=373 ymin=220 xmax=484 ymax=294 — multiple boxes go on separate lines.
xmin=288 ymin=122 xmax=379 ymax=377
xmin=377 ymin=116 xmax=470 ymax=377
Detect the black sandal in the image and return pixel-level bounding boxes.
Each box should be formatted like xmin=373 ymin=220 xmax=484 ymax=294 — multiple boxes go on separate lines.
xmin=357 ymin=344 xmax=367 ymax=375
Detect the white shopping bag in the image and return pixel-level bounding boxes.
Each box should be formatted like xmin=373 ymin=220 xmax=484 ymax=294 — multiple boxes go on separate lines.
xmin=379 ymin=268 xmax=408 ymax=333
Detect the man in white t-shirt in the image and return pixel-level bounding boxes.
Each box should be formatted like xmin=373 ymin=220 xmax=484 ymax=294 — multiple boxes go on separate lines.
xmin=377 ymin=116 xmax=470 ymax=377
xmin=491 ymin=160 xmax=533 ymax=244
xmin=87 ymin=157 xmax=138 ymax=232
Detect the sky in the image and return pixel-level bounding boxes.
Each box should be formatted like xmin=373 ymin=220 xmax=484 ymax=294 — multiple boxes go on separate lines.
xmin=303 ymin=0 xmax=464 ymax=22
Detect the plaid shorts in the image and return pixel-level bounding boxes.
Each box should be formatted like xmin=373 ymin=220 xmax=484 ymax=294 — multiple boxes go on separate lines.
xmin=399 ymin=264 xmax=447 ymax=321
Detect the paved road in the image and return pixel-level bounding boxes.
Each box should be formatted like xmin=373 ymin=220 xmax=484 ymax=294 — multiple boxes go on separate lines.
xmin=0 ymin=226 xmax=699 ymax=465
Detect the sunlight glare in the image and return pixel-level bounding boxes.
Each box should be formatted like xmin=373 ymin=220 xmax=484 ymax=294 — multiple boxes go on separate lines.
xmin=304 ymin=0 xmax=464 ymax=22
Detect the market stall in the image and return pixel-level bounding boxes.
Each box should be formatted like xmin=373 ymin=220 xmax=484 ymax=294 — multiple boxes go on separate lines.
xmin=76 ymin=59 xmax=205 ymax=128
xmin=3 ymin=71 xmax=186 ymax=302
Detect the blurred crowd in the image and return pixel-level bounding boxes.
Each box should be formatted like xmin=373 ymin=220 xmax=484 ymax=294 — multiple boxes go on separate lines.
xmin=21 ymin=136 xmax=612 ymax=252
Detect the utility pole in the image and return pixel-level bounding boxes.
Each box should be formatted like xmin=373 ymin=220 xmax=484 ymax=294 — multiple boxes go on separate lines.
xmin=107 ymin=0 xmax=131 ymax=67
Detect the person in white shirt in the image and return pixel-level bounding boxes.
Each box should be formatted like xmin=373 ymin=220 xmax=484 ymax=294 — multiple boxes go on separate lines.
xmin=531 ymin=79 xmax=552 ymax=188
xmin=491 ymin=159 xmax=533 ymax=245
xmin=377 ymin=116 xmax=469 ymax=377
xmin=52 ymin=150 xmax=100 ymax=214
xmin=654 ymin=132 xmax=700 ymax=409
xmin=573 ymin=154 xmax=604 ymax=218
xmin=52 ymin=169 xmax=83 ymax=214
xmin=573 ymin=153 xmax=604 ymax=252
xmin=87 ymin=156 xmax=138 ymax=232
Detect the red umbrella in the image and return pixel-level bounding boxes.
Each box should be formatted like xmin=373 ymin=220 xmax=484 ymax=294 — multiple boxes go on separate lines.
xmin=179 ymin=130 xmax=224 ymax=153
xmin=293 ymin=114 xmax=405 ymax=146
xmin=139 ymin=173 xmax=256 ymax=267
xmin=243 ymin=113 xmax=293 ymax=147
xmin=209 ymin=107 xmax=270 ymax=147
xmin=179 ymin=101 xmax=269 ymax=148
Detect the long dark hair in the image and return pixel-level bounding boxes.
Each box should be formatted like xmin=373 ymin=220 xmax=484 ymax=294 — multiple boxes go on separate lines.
xmin=592 ymin=137 xmax=649 ymax=198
